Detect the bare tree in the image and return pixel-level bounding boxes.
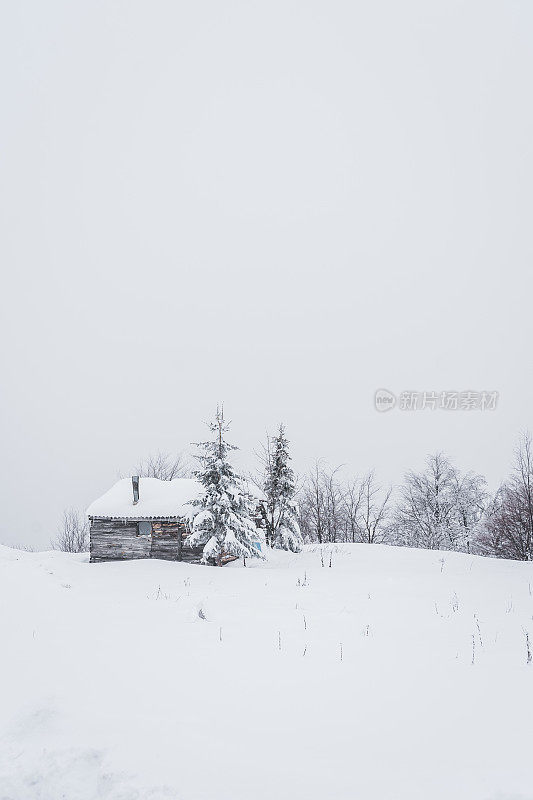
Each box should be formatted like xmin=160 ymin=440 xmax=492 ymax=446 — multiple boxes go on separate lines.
xmin=52 ymin=508 xmax=89 ymax=553
xmin=452 ymin=470 xmax=488 ymax=553
xmin=342 ymin=479 xmax=365 ymax=542
xmin=476 ymin=432 xmax=533 ymax=560
xmin=134 ymin=451 xmax=191 ymax=480
xmin=393 ymin=453 xmax=488 ymax=551
xmin=394 ymin=453 xmax=463 ymax=550
xmin=359 ymin=471 xmax=393 ymax=544
xmin=321 ymin=466 xmax=344 ymax=543
xmin=513 ymin=431 xmax=533 ymax=558
xmin=300 ymin=464 xmax=393 ymax=545
xmin=299 ymin=462 xmax=328 ymax=544
xmin=474 ymin=488 xmax=508 ymax=557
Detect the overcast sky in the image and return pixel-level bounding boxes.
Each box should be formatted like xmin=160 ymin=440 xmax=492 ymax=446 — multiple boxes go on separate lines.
xmin=1 ymin=1 xmax=532 ymax=548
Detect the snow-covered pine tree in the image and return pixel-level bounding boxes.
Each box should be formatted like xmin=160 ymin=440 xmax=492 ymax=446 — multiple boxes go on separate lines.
xmin=187 ymin=408 xmax=264 ymax=566
xmin=262 ymin=424 xmax=303 ymax=553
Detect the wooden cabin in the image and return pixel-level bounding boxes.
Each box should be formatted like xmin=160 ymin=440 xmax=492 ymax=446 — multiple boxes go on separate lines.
xmin=87 ymin=476 xmax=206 ymax=563
xmin=87 ymin=476 xmax=264 ymax=564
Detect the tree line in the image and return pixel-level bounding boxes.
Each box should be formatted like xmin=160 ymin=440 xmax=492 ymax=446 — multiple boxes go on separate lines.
xmin=53 ymin=420 xmax=533 ymax=562
xmin=299 ymin=432 xmax=533 ymax=561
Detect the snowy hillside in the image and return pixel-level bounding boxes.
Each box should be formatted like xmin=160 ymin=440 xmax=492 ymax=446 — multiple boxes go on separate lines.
xmin=1 ymin=544 xmax=533 ymax=800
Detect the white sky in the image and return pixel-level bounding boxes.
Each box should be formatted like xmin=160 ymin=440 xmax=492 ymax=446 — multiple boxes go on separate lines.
xmin=1 ymin=1 xmax=532 ymax=548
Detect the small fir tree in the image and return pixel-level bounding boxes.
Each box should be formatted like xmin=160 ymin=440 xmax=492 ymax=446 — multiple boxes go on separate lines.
xmin=187 ymin=408 xmax=263 ymax=566
xmin=262 ymin=424 xmax=303 ymax=553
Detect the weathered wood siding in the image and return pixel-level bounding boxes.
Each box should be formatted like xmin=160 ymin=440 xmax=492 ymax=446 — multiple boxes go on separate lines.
xmin=181 ymin=542 xmax=204 ymax=562
xmin=179 ymin=523 xmax=204 ymax=563
xmin=150 ymin=521 xmax=182 ymax=561
xmin=90 ymin=517 xmax=204 ymax=564
xmin=90 ymin=518 xmax=151 ymax=562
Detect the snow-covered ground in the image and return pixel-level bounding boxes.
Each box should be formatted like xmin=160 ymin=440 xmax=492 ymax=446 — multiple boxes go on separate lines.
xmin=1 ymin=544 xmax=533 ymax=800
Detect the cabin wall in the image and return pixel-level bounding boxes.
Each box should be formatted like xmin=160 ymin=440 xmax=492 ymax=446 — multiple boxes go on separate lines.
xmin=151 ymin=521 xmax=205 ymax=562
xmin=90 ymin=518 xmax=151 ymax=562
xmin=181 ymin=542 xmax=204 ymax=563
xmin=150 ymin=521 xmax=182 ymax=561
xmin=90 ymin=517 xmax=204 ymax=564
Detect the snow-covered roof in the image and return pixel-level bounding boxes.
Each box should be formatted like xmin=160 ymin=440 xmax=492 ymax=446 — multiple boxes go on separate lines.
xmin=86 ymin=477 xmax=266 ymax=520
xmin=86 ymin=478 xmax=204 ymax=520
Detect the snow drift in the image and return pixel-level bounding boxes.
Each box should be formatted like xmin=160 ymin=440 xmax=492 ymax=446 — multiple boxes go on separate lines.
xmin=1 ymin=543 xmax=532 ymax=799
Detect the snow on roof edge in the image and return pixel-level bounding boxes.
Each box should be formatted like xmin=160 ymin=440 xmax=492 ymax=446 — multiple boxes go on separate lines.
xmin=86 ymin=477 xmax=202 ymax=520
xmin=86 ymin=476 xmax=266 ymax=520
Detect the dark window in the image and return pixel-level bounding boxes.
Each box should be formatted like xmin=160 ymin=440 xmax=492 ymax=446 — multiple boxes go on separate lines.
xmin=138 ymin=521 xmax=152 ymax=537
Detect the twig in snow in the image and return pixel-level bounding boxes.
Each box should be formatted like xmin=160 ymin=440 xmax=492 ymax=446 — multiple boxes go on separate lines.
xmin=278 ymin=631 xmax=282 ymax=651
xmin=471 ymin=634 xmax=476 ymax=665
xmin=339 ymin=642 xmax=343 ymax=662
xmin=523 ymin=629 xmax=532 ymax=665
xmin=474 ymin=613 xmax=483 ymax=646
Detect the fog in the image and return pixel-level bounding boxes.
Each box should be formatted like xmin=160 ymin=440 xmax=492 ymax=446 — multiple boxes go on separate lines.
xmin=1 ymin=1 xmax=532 ymax=547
